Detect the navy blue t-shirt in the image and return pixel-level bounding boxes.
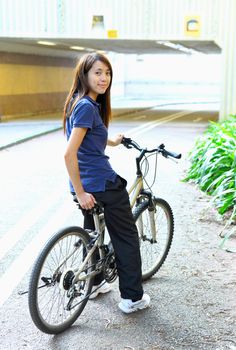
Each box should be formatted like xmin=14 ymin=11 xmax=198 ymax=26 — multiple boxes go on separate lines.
xmin=66 ymin=95 xmax=117 ymax=193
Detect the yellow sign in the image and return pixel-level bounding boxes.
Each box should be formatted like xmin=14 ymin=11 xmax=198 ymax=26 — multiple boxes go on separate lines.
xmin=184 ymin=16 xmax=201 ymax=37
xmin=107 ymin=29 xmax=118 ymax=39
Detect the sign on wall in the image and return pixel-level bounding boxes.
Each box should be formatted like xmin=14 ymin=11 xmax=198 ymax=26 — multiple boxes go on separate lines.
xmin=184 ymin=16 xmax=201 ymax=37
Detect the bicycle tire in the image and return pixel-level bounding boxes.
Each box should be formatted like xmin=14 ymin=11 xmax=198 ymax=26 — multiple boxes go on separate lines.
xmin=133 ymin=197 xmax=174 ymax=281
xmin=28 ymin=226 xmax=95 ymax=334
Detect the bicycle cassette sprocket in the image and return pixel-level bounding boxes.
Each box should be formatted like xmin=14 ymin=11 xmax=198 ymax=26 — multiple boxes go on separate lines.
xmin=103 ymin=254 xmax=117 ymax=283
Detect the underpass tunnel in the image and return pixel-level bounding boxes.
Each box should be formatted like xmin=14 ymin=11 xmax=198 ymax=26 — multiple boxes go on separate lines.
xmin=0 ymin=50 xmax=221 ymax=122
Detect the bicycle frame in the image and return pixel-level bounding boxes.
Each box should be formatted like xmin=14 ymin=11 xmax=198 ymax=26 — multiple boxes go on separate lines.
xmin=73 ymin=238 xmax=99 ymax=282
xmin=73 ymin=211 xmax=106 ymax=283
xmin=128 ymin=175 xmax=143 ymax=209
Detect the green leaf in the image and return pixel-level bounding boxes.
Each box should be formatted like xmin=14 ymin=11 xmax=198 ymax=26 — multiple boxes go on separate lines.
xmin=184 ymin=114 xmax=236 ymax=217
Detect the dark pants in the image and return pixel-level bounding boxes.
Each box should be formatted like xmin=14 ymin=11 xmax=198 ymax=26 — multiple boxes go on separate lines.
xmin=82 ymin=176 xmax=143 ymax=300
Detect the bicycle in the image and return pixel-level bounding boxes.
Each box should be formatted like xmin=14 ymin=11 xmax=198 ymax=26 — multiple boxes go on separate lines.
xmin=28 ymin=137 xmax=181 ymax=334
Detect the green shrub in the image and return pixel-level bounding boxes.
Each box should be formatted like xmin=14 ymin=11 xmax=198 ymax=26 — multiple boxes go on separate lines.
xmin=184 ymin=115 xmax=236 ymax=218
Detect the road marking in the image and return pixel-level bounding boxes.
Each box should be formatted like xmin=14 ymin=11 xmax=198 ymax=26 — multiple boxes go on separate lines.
xmin=0 ymin=190 xmax=62 ymax=260
xmin=0 ymin=200 xmax=74 ymax=308
xmin=193 ymin=117 xmax=202 ymax=122
xmin=125 ymin=110 xmax=186 ymax=136
xmin=133 ymin=115 xmax=147 ymax=120
xmin=126 ymin=110 xmax=197 ymax=137
xmin=125 ymin=118 xmax=160 ymax=135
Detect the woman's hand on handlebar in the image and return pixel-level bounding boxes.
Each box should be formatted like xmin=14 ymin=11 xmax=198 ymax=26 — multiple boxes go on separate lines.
xmin=107 ymin=133 xmax=124 ymax=147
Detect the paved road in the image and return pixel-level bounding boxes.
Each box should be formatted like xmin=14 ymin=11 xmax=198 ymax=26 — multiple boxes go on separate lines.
xmin=0 ymin=100 xmax=218 ymax=150
xmin=1 ymin=107 xmax=235 ymax=350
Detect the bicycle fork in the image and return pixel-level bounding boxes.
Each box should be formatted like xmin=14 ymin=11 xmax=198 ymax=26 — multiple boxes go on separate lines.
xmin=148 ymin=206 xmax=157 ymax=243
xmin=138 ymin=192 xmax=157 ymax=243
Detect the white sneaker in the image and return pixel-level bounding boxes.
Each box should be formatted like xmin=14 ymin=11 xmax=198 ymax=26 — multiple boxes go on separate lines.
xmin=118 ymin=293 xmax=150 ymax=313
xmin=89 ymin=281 xmax=112 ymax=300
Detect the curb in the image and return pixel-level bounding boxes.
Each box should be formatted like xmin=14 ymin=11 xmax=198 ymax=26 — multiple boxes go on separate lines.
xmin=0 ymin=126 xmax=63 ymax=151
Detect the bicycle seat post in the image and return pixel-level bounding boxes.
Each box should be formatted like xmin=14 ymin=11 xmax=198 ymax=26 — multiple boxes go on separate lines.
xmin=93 ymin=212 xmax=101 ymax=234
xmin=92 ymin=203 xmax=104 ymax=236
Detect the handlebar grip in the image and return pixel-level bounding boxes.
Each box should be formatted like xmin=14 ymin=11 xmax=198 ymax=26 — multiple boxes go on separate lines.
xmin=163 ymin=149 xmax=182 ymax=159
xmin=121 ymin=137 xmax=133 ymax=149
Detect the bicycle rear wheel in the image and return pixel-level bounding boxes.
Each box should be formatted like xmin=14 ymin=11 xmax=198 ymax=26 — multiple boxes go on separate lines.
xmin=133 ymin=197 xmax=174 ymax=281
xmin=28 ymin=226 xmax=95 ymax=334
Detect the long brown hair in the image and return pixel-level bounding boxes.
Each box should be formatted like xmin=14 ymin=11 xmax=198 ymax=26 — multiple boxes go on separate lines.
xmin=63 ymin=52 xmax=113 ymax=132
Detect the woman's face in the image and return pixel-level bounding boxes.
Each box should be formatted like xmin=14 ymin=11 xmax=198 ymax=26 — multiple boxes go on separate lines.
xmin=87 ymin=60 xmax=111 ymax=100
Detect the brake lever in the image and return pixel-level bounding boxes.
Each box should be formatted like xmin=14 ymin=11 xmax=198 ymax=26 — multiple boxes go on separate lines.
xmin=168 ymin=157 xmax=180 ymax=164
xmin=121 ymin=137 xmax=133 ymax=149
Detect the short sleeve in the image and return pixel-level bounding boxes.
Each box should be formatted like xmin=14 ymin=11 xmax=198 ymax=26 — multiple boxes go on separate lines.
xmin=72 ymin=101 xmax=95 ymax=130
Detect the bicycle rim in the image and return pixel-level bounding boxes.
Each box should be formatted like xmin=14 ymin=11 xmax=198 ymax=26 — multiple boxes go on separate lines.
xmin=28 ymin=227 xmax=94 ymax=334
xmin=133 ymin=198 xmax=174 ymax=280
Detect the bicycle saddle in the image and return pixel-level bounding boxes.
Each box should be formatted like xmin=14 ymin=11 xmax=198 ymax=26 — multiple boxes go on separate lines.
xmin=72 ymin=196 xmax=104 ymax=215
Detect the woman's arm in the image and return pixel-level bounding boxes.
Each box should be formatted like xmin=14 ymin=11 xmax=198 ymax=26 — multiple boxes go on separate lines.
xmin=107 ymin=133 xmax=124 ymax=146
xmin=64 ymin=127 xmax=96 ymax=210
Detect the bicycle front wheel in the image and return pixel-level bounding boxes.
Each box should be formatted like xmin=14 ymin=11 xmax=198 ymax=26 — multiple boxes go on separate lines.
xmin=28 ymin=226 xmax=95 ymax=334
xmin=133 ymin=197 xmax=174 ymax=281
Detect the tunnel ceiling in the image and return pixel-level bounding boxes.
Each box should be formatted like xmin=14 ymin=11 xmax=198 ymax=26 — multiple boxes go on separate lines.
xmin=0 ymin=37 xmax=221 ymax=58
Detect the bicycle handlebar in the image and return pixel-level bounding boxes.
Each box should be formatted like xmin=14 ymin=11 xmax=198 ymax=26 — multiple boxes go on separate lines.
xmin=121 ymin=137 xmax=182 ymax=160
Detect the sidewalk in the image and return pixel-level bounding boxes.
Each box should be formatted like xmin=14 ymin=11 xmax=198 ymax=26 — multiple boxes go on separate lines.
xmin=0 ymin=98 xmax=151 ymax=150
xmin=0 ymin=114 xmax=62 ymax=150
xmin=0 ymin=97 xmax=219 ymax=150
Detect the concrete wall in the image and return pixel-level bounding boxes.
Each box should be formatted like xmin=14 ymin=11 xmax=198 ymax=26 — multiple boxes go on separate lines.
xmin=0 ymin=51 xmax=124 ymax=119
xmin=0 ymin=52 xmax=74 ymax=118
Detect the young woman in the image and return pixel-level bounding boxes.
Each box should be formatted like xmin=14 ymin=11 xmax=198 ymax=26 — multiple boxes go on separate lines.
xmin=63 ymin=52 xmax=150 ymax=313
